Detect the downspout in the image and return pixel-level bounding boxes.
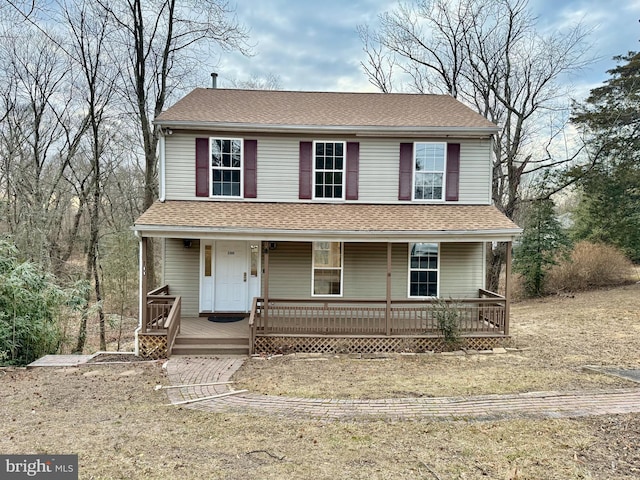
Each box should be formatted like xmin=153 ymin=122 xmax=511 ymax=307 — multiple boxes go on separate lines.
xmin=134 ymin=230 xmax=143 ymax=356
xmin=159 ymin=129 xmax=166 ymax=202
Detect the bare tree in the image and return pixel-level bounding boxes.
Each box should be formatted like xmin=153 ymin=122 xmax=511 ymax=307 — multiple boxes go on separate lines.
xmin=0 ymin=23 xmax=89 ymax=272
xmin=361 ymin=0 xmax=592 ymax=290
xmin=357 ymin=25 xmax=395 ymax=93
xmin=225 ymin=72 xmax=283 ymax=90
xmin=96 ymin=0 xmax=251 ymax=287
xmin=62 ymin=0 xmax=119 ymax=352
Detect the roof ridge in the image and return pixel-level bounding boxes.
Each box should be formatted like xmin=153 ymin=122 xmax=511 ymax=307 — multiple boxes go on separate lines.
xmin=191 ymin=87 xmax=450 ymax=97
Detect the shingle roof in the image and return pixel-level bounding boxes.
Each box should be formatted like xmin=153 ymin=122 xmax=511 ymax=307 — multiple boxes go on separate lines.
xmin=134 ymin=201 xmax=520 ymax=240
xmin=155 ymin=88 xmax=497 ymax=132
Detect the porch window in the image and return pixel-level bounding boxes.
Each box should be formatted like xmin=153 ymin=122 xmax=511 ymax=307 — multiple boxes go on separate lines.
xmin=250 ymin=244 xmax=259 ymax=277
xmin=314 ymin=141 xmax=345 ymax=199
xmin=414 ymin=142 xmax=445 ymax=200
xmin=211 ymin=138 xmax=243 ymax=197
xmin=312 ymin=242 xmax=343 ymax=296
xmin=409 ymin=243 xmax=439 ymax=297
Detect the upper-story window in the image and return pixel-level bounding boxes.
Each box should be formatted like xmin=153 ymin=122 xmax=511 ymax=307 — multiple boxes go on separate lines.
xmin=211 ymin=138 xmax=243 ymax=197
xmin=413 ymin=142 xmax=446 ymax=201
xmin=314 ymin=141 xmax=345 ymax=199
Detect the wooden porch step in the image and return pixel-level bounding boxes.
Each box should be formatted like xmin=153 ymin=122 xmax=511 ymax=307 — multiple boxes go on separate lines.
xmin=175 ymin=336 xmax=249 ymax=346
xmin=171 ymin=343 xmax=249 ymax=356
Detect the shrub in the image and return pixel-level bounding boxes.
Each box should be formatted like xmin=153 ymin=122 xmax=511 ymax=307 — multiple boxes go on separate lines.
xmin=513 ymin=198 xmax=571 ymax=297
xmin=0 ymin=240 xmax=87 ymax=365
xmin=546 ymin=241 xmax=635 ymax=292
xmin=434 ymin=299 xmax=462 ymax=351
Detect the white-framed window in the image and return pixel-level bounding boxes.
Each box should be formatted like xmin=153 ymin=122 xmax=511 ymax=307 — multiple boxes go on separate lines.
xmin=408 ymin=243 xmax=439 ymax=297
xmin=211 ymin=138 xmax=243 ymax=197
xmin=413 ymin=142 xmax=446 ymax=201
xmin=314 ymin=141 xmax=345 ymax=199
xmin=312 ymin=241 xmax=343 ymax=296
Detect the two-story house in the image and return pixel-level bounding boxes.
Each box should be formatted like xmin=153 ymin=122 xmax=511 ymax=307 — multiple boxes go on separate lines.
xmin=133 ymin=88 xmax=521 ymax=358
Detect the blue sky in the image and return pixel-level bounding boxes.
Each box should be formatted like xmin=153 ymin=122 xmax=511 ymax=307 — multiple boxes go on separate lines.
xmin=215 ymin=0 xmax=640 ymax=100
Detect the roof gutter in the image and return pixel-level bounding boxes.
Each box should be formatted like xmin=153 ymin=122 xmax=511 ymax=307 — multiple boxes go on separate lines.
xmin=132 ymin=224 xmax=522 ymax=243
xmin=152 ymin=120 xmax=499 ymax=138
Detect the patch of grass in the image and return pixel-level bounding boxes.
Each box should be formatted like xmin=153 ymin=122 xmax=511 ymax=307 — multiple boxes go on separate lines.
xmin=234 ymin=284 xmax=640 ymax=399
xmin=235 ymin=353 xmax=630 ymax=399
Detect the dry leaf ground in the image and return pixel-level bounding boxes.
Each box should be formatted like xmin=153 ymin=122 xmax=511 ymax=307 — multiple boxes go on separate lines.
xmin=234 ymin=283 xmax=640 ymax=398
xmin=1 ymin=283 xmax=639 ymax=479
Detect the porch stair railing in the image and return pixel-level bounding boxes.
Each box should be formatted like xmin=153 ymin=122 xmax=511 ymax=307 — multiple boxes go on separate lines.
xmin=139 ymin=285 xmax=181 ymax=358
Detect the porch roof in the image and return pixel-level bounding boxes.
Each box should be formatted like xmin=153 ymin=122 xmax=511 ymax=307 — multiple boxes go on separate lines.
xmin=134 ymin=201 xmax=521 ymax=242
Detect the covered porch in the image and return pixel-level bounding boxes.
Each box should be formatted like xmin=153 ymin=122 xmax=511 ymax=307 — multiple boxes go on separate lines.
xmin=136 ymin=284 xmax=510 ymax=358
xmin=134 ymin=201 xmax=521 ymax=358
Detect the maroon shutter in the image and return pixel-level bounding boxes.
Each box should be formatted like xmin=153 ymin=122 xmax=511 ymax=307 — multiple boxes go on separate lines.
xmin=299 ymin=141 xmax=312 ymax=199
xmin=398 ymin=143 xmax=413 ymax=201
xmin=244 ymin=139 xmax=257 ymax=198
xmin=345 ymin=142 xmax=359 ymax=200
xmin=195 ymin=138 xmax=209 ymax=197
xmin=445 ymin=143 xmax=460 ymax=201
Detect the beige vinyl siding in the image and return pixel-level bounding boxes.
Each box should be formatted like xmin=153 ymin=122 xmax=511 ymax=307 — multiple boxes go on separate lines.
xmin=458 ymin=140 xmax=491 ymax=204
xmin=264 ymin=242 xmax=312 ymax=298
xmin=343 ymin=243 xmax=409 ymax=298
xmin=439 ymin=242 xmax=484 ymax=298
xmin=265 ymin=242 xmax=483 ymax=301
xmin=358 ymin=141 xmax=400 ymax=202
xmin=162 ymin=238 xmax=200 ymax=317
xmin=255 ymin=138 xmax=300 ymax=201
xmin=160 ymin=239 xmax=484 ymax=318
xmin=165 ymin=133 xmax=197 ymax=200
xmin=164 ymin=134 xmax=491 ymax=204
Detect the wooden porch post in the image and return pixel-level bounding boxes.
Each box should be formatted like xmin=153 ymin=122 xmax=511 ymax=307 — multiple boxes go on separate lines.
xmin=504 ymin=240 xmax=512 ymax=336
xmin=386 ymin=242 xmax=392 ymax=336
xmin=141 ymin=236 xmax=148 ymax=333
xmin=263 ymin=244 xmax=269 ymax=330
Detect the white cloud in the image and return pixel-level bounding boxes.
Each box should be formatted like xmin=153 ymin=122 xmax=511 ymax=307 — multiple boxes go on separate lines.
xmin=218 ymin=0 xmax=638 ymax=93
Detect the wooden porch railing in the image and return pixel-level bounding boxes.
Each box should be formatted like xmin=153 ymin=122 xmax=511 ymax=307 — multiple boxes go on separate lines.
xmin=143 ymin=285 xmax=181 ymax=356
xmin=249 ymin=290 xmax=507 ymax=345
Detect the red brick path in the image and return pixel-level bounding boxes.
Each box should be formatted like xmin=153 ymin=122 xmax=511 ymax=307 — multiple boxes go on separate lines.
xmin=164 ymin=357 xmax=640 ymax=421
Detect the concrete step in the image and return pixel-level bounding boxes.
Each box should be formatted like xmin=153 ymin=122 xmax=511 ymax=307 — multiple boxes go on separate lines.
xmin=175 ymin=336 xmax=249 ymax=346
xmin=171 ymin=343 xmax=249 ymax=356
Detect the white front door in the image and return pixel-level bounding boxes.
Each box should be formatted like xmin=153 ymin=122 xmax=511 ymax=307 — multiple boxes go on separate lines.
xmin=214 ymin=240 xmax=248 ymax=312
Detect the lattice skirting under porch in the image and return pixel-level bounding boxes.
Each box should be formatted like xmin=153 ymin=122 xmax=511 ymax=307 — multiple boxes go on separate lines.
xmin=138 ymin=333 xmax=168 ymax=359
xmin=253 ymin=335 xmax=510 ymax=355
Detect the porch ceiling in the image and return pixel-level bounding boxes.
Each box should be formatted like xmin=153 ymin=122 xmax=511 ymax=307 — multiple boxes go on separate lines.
xmin=134 ymin=201 xmax=521 ymax=242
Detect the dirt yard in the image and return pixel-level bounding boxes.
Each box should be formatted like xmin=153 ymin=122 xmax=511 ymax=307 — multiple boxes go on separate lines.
xmin=1 ymin=284 xmax=639 ymax=479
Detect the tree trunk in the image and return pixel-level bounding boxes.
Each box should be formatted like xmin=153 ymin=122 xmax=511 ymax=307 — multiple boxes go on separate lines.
xmin=487 ymin=243 xmax=506 ymax=294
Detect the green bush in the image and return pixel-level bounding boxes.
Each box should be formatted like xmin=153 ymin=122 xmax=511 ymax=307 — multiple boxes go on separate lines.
xmin=0 ymin=240 xmax=86 ymax=365
xmin=514 ymin=198 xmax=571 ymax=297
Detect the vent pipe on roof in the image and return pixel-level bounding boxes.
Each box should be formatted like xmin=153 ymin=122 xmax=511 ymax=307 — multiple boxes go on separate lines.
xmin=211 ymin=72 xmax=218 ymax=89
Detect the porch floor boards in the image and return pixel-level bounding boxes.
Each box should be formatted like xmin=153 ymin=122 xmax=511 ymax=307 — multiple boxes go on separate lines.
xmin=179 ymin=317 xmax=250 ymax=339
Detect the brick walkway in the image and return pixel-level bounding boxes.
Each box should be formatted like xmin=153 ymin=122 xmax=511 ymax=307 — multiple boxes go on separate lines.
xmin=164 ymin=357 xmax=640 ymax=421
